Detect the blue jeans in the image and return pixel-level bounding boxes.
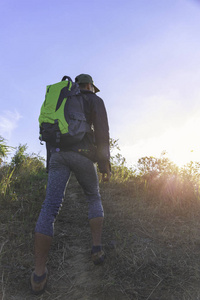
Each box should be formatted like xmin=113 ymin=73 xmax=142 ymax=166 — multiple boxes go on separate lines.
xmin=35 ymin=151 xmax=104 ymax=236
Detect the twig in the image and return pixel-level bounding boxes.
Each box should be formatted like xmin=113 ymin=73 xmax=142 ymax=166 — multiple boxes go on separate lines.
xmin=146 ymin=278 xmax=163 ymax=300
xmin=0 ymin=240 xmax=8 ymax=255
xmin=1 ymin=271 xmax=6 ymax=300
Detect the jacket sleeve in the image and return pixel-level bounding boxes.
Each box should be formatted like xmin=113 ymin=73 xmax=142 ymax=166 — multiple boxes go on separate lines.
xmin=91 ymin=95 xmax=110 ymax=173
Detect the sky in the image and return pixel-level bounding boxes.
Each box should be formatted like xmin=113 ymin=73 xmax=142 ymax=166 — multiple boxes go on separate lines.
xmin=1 ymin=0 xmax=200 ymax=168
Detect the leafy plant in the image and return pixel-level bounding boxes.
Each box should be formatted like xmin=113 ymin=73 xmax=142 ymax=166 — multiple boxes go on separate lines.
xmin=0 ymin=136 xmax=13 ymax=164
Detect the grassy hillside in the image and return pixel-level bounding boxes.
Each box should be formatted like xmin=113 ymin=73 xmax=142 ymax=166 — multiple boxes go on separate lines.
xmin=1 ymin=143 xmax=200 ymax=299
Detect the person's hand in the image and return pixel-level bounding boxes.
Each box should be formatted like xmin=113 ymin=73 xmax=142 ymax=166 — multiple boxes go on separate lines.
xmin=101 ymin=162 xmax=111 ymax=182
xmin=102 ymin=172 xmax=111 ymax=182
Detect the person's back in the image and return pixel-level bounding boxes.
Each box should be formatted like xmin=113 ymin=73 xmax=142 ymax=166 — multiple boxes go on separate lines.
xmin=30 ymin=74 xmax=111 ymax=295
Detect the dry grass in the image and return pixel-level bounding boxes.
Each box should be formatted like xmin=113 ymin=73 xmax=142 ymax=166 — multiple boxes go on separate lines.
xmin=1 ymin=174 xmax=200 ymax=299
xmin=101 ymin=180 xmax=200 ymax=299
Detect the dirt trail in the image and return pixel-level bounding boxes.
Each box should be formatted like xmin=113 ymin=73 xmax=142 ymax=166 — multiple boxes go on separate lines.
xmin=43 ymin=181 xmax=127 ymax=300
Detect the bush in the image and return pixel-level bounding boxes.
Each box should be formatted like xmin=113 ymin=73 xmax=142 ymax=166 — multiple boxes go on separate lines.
xmin=0 ymin=143 xmax=47 ymax=202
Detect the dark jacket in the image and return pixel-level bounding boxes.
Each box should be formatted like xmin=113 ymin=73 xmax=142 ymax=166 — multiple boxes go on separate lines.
xmin=47 ymin=89 xmax=110 ymax=173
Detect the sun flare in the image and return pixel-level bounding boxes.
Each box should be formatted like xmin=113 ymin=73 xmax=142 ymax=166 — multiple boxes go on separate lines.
xmin=121 ymin=114 xmax=200 ymax=168
xmin=162 ymin=115 xmax=200 ymax=167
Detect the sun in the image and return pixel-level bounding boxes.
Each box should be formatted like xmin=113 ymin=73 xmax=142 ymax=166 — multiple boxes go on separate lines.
xmin=162 ymin=116 xmax=200 ymax=167
xmin=119 ymin=113 xmax=200 ymax=169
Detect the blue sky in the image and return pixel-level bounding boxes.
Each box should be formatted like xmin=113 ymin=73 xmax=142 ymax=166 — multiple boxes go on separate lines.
xmin=1 ymin=0 xmax=200 ymax=167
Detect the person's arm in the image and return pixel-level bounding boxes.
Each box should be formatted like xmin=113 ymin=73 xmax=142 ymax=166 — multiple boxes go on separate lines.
xmin=101 ymin=161 xmax=111 ymax=182
xmin=91 ymin=95 xmax=111 ymax=180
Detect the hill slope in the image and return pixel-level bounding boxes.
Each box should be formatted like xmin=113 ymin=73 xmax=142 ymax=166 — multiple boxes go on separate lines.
xmin=1 ymin=176 xmax=200 ymax=299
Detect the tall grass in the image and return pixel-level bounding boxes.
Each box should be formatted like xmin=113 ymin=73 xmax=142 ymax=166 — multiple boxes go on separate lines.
xmin=1 ymin=139 xmax=200 ymax=299
xmin=1 ymin=141 xmax=200 ymax=219
xmin=107 ymin=147 xmax=200 ymax=217
xmin=0 ymin=139 xmax=200 ymax=300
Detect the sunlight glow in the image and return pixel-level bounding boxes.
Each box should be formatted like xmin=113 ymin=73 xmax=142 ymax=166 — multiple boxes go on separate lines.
xmin=121 ymin=113 xmax=200 ymax=168
xmin=163 ymin=115 xmax=200 ymax=167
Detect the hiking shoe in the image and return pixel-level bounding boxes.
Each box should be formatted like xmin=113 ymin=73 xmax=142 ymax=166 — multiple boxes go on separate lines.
xmin=91 ymin=250 xmax=106 ymax=265
xmin=30 ymin=268 xmax=48 ymax=295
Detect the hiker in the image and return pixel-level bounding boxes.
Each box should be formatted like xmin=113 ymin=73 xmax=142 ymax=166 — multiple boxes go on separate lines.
xmin=31 ymin=74 xmax=111 ymax=295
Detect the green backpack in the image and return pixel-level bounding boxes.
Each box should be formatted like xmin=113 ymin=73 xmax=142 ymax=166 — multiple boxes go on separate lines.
xmin=39 ymin=76 xmax=91 ymax=148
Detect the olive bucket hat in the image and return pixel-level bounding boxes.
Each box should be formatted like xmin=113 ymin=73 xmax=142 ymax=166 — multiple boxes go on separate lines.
xmin=75 ymin=74 xmax=100 ymax=93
